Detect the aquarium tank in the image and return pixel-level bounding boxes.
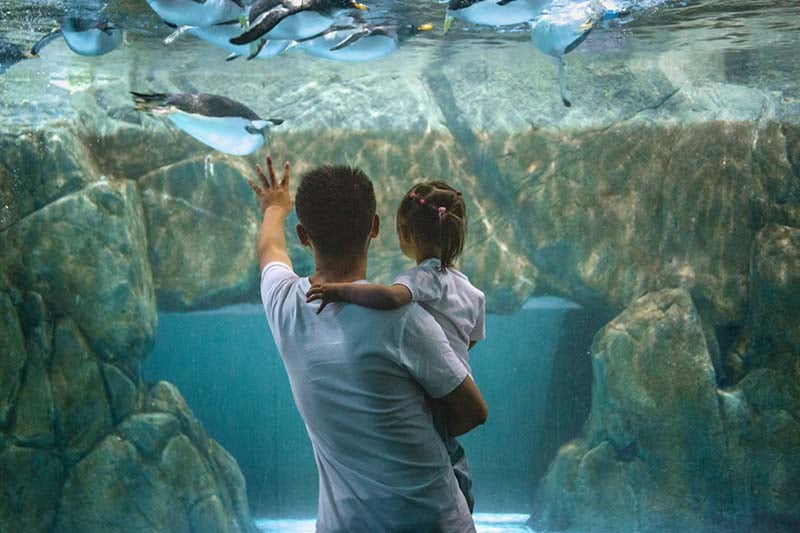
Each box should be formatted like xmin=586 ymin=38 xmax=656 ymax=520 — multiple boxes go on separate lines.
xmin=1 ymin=0 xmax=798 ymax=531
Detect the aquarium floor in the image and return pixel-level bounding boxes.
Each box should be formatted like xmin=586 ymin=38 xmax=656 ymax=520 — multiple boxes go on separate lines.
xmin=255 ymin=513 xmax=534 ymax=532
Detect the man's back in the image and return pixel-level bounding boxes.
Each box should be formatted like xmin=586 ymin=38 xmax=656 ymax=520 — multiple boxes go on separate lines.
xmin=261 ymin=261 xmax=475 ymax=533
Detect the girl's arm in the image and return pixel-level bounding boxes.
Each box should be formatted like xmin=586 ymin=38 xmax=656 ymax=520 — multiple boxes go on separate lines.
xmin=306 ymin=283 xmax=412 ymax=314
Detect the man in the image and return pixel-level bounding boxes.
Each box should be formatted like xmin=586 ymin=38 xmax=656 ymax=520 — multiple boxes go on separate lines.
xmin=249 ymin=156 xmax=488 ymax=532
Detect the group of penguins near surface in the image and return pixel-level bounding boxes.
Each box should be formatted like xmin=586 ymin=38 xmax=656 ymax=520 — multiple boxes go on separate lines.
xmin=2 ymin=0 xmax=631 ymax=156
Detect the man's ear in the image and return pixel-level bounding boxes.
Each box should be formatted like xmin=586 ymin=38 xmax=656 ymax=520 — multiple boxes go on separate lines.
xmin=296 ymin=224 xmax=311 ymax=247
xmin=370 ymin=214 xmax=380 ymax=239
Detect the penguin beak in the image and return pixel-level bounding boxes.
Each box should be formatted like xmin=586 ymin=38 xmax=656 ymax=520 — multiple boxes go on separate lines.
xmin=353 ymin=2 xmax=368 ymax=10
xmin=443 ymin=14 xmax=454 ymax=35
xmin=417 ymin=23 xmax=434 ymax=32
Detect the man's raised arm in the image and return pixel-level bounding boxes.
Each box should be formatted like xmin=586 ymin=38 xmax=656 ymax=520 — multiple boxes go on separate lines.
xmin=249 ymin=155 xmax=293 ymax=271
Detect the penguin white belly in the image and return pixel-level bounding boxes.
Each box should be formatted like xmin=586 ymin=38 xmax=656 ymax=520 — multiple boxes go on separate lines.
xmin=189 ymin=26 xmax=289 ymax=58
xmin=167 ymin=113 xmax=264 ymax=156
xmin=452 ymin=0 xmax=546 ymax=26
xmin=147 ymin=0 xmax=242 ymax=27
xmin=267 ymin=11 xmax=333 ymax=41
xmin=62 ymin=29 xmax=123 ymax=56
xmin=299 ymin=33 xmax=397 ymax=62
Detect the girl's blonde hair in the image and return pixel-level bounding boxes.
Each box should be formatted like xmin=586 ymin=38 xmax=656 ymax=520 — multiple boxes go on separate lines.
xmin=396 ymin=181 xmax=466 ymax=272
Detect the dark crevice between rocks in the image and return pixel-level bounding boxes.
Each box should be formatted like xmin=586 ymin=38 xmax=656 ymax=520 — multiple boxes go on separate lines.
xmin=530 ymin=305 xmax=613 ymax=488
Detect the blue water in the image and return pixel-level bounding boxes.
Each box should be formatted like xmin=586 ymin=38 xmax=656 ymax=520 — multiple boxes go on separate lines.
xmin=143 ymin=297 xmax=589 ymax=518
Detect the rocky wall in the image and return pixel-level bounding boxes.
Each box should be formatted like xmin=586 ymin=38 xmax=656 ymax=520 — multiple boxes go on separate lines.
xmin=0 ymin=180 xmax=256 ymax=532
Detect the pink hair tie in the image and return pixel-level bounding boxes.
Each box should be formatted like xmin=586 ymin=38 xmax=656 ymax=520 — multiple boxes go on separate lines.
xmin=437 ymin=207 xmax=446 ymax=215
xmin=419 ymin=198 xmax=425 ymax=205
xmin=410 ymin=192 xmax=417 ymax=199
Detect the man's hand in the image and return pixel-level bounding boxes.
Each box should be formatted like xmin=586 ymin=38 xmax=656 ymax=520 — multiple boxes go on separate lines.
xmin=306 ymin=283 xmax=347 ymax=314
xmin=251 ymin=155 xmax=293 ymax=270
xmin=249 ymin=155 xmax=292 ymax=214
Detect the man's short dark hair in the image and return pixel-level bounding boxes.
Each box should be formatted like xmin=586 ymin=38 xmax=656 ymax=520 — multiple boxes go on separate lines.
xmin=295 ymin=165 xmax=376 ymax=257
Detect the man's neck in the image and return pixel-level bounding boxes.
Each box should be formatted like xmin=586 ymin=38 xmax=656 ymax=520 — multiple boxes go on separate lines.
xmin=309 ymin=254 xmax=368 ymax=284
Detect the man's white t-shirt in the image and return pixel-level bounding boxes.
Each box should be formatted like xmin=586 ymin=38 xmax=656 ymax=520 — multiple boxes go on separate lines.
xmin=393 ymin=258 xmax=486 ymax=373
xmin=260 ymin=261 xmax=476 ymax=533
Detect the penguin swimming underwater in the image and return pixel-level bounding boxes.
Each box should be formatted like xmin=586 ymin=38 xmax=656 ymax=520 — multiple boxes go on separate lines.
xmin=146 ymin=0 xmax=246 ymax=27
xmin=292 ymin=22 xmax=433 ymax=63
xmin=230 ymin=0 xmax=368 ymax=45
xmin=0 ymin=39 xmax=37 ymax=75
xmin=31 ymin=17 xmax=123 ymax=57
xmin=443 ymin=0 xmax=547 ymax=33
xmin=531 ymin=0 xmax=620 ymax=107
xmin=131 ymin=92 xmax=284 ymax=156
xmin=163 ymin=20 xmax=289 ymax=61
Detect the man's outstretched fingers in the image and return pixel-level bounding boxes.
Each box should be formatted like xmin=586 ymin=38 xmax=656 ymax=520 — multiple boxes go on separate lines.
xmin=255 ymin=164 xmax=269 ymax=189
xmin=282 ymin=161 xmax=291 ymax=187
xmin=266 ymin=155 xmax=278 ymax=188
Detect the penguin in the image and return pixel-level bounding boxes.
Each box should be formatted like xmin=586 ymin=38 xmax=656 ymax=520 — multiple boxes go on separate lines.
xmin=31 ymin=17 xmax=123 ymax=57
xmin=292 ymin=22 xmax=433 ymax=63
xmin=0 ymin=39 xmax=37 ymax=75
xmin=230 ymin=0 xmax=368 ymax=45
xmin=443 ymin=0 xmax=547 ymax=33
xmin=131 ymin=92 xmax=284 ymax=156
xmin=163 ymin=20 xmax=289 ymax=61
xmin=531 ymin=0 xmax=615 ymax=107
xmin=146 ymin=0 xmax=246 ymax=27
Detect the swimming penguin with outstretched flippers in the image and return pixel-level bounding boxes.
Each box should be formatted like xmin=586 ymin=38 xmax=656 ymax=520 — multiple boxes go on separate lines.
xmin=230 ymin=0 xmax=368 ymax=46
xmin=131 ymin=92 xmax=284 ymax=156
xmin=292 ymin=22 xmax=433 ymax=63
xmin=531 ymin=0 xmax=628 ymax=107
xmin=163 ymin=20 xmax=289 ymax=61
xmin=0 ymin=39 xmax=37 ymax=74
xmin=146 ymin=0 xmax=246 ymax=27
xmin=31 ymin=17 xmax=124 ymax=57
xmin=443 ymin=0 xmax=547 ymax=33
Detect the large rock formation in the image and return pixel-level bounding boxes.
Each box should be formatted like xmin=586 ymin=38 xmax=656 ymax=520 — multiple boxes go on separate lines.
xmin=0 ymin=181 xmax=257 ymax=532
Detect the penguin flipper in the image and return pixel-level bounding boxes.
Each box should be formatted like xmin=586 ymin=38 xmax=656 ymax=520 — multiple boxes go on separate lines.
xmin=246 ymin=39 xmax=268 ymax=60
xmin=31 ymin=28 xmax=62 ymax=56
xmin=230 ymin=6 xmax=291 ymax=45
xmin=563 ymin=21 xmax=593 ymax=55
xmin=164 ymin=25 xmax=192 ymax=45
xmin=330 ymin=29 xmax=371 ymax=51
xmin=497 ymin=0 xmax=520 ymax=5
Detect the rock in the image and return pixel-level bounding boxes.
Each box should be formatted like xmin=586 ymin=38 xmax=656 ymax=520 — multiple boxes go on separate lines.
xmin=146 ymin=381 xmax=209 ymax=453
xmin=209 ymin=439 xmax=258 ymax=533
xmin=0 ymin=128 xmax=99 ymax=231
xmin=0 ymin=180 xmax=157 ymax=367
xmin=137 ymin=154 xmax=262 ymax=310
xmin=0 ymin=445 xmax=64 ymax=533
xmin=0 ymin=292 xmax=26 ymax=428
xmin=117 ymin=412 xmax=180 ymax=459
xmin=50 ymin=318 xmax=113 ymax=463
xmin=100 ymin=363 xmax=139 ymax=423
xmin=749 ymin=224 xmax=800 ymax=359
xmin=55 ymin=434 xmax=188 ymax=533
xmin=532 ymin=289 xmax=729 ymax=531
xmin=189 ymin=495 xmax=229 ymax=533
xmin=12 ymin=349 xmax=55 ymax=447
xmin=160 ymin=435 xmax=219 ymax=513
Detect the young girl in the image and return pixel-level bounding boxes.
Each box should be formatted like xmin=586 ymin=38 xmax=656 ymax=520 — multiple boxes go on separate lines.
xmin=305 ymin=180 xmax=485 ymax=512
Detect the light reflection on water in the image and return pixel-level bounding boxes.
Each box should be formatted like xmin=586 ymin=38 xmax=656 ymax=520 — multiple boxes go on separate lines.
xmin=255 ymin=513 xmax=535 ymax=532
